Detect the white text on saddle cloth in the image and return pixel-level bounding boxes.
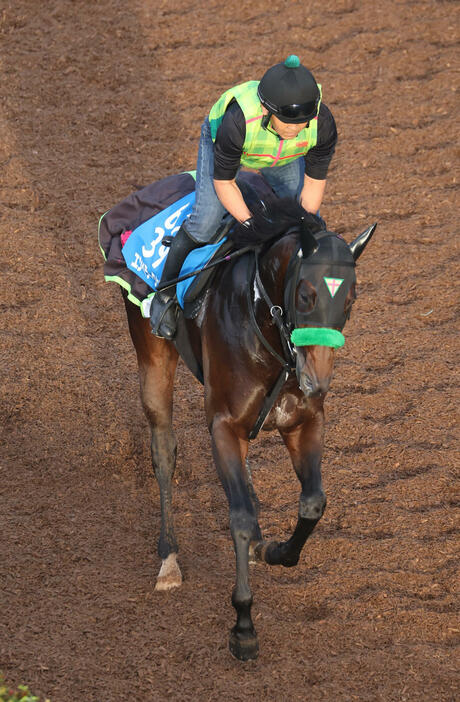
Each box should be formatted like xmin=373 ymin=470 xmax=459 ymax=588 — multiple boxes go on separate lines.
xmin=122 ymin=192 xmax=195 ymax=289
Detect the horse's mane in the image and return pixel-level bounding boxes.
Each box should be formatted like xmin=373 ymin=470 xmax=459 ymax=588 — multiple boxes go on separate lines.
xmin=229 ymin=197 xmax=326 ymax=248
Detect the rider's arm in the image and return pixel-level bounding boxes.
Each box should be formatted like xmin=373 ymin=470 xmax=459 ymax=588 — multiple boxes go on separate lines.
xmin=304 ymin=103 xmax=338 ymax=180
xmin=300 ymin=176 xmax=327 ymax=214
xmin=213 ymin=102 xmax=251 ymax=222
xmin=213 ymin=179 xmax=252 ymax=222
xmin=301 ymin=103 xmax=337 ymax=214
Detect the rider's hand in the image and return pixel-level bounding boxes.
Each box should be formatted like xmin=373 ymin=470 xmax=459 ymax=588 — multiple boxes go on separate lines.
xmin=241 ymin=217 xmax=255 ymax=231
xmin=231 ymin=216 xmax=261 ymax=246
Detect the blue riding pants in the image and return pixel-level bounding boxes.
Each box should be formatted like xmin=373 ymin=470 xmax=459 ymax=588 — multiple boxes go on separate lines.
xmin=184 ymin=118 xmax=305 ymax=243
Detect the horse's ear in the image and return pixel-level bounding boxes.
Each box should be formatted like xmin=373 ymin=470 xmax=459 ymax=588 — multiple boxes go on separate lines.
xmin=349 ymin=223 xmax=377 ymax=261
xmin=300 ymin=217 xmax=319 ymax=258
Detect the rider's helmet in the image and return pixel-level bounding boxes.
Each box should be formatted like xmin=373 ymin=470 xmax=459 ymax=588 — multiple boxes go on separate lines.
xmin=258 ymin=55 xmax=320 ymax=124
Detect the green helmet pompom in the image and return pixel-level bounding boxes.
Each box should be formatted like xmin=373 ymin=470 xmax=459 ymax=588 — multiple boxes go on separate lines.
xmin=284 ymin=55 xmax=300 ymax=68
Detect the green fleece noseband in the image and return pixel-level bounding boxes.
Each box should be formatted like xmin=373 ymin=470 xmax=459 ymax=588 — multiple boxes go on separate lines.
xmin=291 ymin=327 xmax=345 ymax=348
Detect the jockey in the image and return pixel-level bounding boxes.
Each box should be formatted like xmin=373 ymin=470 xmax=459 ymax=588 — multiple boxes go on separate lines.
xmin=150 ymin=54 xmax=338 ymax=340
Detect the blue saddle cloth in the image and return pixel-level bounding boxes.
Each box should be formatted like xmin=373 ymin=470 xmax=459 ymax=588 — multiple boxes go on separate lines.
xmin=120 ymin=191 xmax=224 ymax=309
xmin=176 ymin=240 xmax=226 ymax=308
xmin=99 ymin=170 xmax=276 ymax=316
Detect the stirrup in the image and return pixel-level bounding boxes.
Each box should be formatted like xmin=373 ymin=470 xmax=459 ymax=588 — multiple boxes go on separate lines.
xmin=150 ymin=293 xmax=178 ymax=340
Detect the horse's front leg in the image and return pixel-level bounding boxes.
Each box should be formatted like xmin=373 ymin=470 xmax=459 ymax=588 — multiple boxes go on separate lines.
xmin=256 ymin=410 xmax=326 ymax=567
xmin=211 ymin=417 xmax=260 ymax=660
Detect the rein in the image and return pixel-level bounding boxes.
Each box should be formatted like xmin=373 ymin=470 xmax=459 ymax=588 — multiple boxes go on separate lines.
xmin=251 ymin=250 xmax=297 ymax=369
xmin=246 ymin=248 xmax=297 ymax=440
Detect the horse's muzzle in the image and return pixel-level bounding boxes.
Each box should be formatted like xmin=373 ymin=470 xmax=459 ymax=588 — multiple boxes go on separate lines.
xmin=295 ymin=346 xmax=334 ymax=397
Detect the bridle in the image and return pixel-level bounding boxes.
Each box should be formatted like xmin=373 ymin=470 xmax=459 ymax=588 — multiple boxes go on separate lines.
xmin=246 ymin=229 xmax=356 ymax=439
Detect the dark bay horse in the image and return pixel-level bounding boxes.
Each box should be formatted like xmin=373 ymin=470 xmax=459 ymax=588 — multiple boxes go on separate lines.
xmin=122 ymin=198 xmax=376 ymax=660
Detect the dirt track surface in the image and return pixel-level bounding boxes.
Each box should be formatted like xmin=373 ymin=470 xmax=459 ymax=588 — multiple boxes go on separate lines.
xmin=1 ymin=1 xmax=459 ymax=700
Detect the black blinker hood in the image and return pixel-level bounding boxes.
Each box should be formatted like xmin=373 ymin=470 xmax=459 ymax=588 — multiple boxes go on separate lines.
xmin=284 ymin=231 xmax=356 ymax=331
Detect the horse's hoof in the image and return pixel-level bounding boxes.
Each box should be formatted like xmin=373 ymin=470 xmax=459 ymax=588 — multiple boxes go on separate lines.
xmin=253 ymin=540 xmax=299 ymax=567
xmin=155 ymin=553 xmax=182 ymax=591
xmin=229 ymin=629 xmax=259 ymax=661
xmin=253 ymin=540 xmax=270 ymax=562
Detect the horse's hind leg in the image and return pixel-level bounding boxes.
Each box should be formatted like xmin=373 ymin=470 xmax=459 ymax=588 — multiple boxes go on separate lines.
xmin=124 ymin=296 xmax=182 ymax=590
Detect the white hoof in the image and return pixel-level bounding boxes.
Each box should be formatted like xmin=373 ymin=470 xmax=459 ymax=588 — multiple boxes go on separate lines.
xmin=155 ymin=553 xmax=183 ymax=591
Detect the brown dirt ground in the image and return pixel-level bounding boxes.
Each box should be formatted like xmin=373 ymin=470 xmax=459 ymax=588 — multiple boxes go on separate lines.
xmin=0 ymin=1 xmax=459 ymax=700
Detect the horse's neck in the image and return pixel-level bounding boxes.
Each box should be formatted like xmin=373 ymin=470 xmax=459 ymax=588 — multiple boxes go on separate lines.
xmin=259 ymin=234 xmax=297 ymax=306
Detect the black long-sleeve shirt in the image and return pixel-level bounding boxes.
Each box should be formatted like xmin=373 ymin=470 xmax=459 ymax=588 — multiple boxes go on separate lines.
xmin=213 ymin=100 xmax=337 ymax=181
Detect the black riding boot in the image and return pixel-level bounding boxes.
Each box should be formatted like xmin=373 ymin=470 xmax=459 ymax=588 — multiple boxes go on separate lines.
xmin=150 ymin=224 xmax=200 ymax=340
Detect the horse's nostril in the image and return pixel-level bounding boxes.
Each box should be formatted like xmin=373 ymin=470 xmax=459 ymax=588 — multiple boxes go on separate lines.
xmin=299 ymin=372 xmax=330 ymax=397
xmin=300 ymin=375 xmax=313 ymax=393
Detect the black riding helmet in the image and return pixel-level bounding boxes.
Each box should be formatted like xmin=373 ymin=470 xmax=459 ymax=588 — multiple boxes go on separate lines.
xmin=258 ymin=55 xmax=320 ymax=124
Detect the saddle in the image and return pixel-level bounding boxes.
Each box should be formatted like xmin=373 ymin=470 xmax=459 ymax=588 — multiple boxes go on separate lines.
xmin=181 ymin=238 xmax=234 ymax=317
xmin=99 ymin=170 xmax=276 ymax=382
xmin=171 ymin=224 xmax=235 ymax=384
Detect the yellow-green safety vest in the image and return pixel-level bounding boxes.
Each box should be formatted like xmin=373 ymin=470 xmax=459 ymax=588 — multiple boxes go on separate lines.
xmin=208 ymin=80 xmax=321 ymax=169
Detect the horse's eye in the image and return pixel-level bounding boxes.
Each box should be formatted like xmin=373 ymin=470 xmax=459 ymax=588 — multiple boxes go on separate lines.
xmin=344 ymin=299 xmax=354 ymax=317
xmin=296 ymin=280 xmax=317 ymax=313
xmin=344 ymin=283 xmax=357 ymax=318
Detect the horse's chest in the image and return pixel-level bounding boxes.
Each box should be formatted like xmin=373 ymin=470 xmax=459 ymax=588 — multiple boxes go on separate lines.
xmin=268 ymin=390 xmax=309 ymax=431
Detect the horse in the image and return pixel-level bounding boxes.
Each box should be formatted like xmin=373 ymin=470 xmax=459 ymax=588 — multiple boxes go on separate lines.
xmin=121 ymin=197 xmax=376 ymax=660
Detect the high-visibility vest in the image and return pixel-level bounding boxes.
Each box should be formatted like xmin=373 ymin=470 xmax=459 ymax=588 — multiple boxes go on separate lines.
xmin=208 ymin=80 xmax=321 ymax=169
